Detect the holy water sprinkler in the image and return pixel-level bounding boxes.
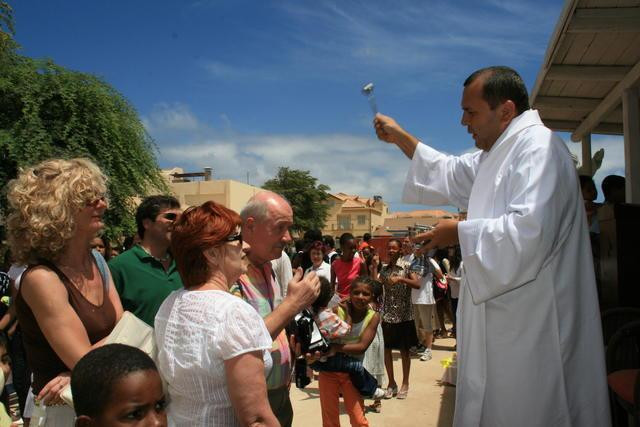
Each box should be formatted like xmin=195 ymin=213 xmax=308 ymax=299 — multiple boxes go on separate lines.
xmin=361 ymin=82 xmax=378 ymax=116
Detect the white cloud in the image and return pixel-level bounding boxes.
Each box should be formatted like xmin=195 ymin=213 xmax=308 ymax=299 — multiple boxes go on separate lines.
xmin=202 ymin=61 xmax=280 ymax=81
xmin=200 ymin=1 xmax=556 ymax=87
xmin=142 ymin=103 xmax=200 ymax=133
xmin=145 ymin=103 xmax=627 ymax=211
xmin=143 ymin=103 xmax=414 ymax=205
xmin=564 ymin=135 xmax=626 ymax=201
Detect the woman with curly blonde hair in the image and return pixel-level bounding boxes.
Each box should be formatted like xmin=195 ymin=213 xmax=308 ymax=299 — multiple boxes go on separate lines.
xmin=7 ymin=158 xmax=123 ymax=426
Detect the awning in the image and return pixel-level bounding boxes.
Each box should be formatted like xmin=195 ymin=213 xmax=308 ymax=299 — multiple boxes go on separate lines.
xmin=530 ymin=0 xmax=640 ymax=201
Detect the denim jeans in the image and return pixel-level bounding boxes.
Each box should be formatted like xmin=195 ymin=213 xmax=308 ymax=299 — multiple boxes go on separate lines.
xmin=311 ymin=353 xmax=378 ymax=397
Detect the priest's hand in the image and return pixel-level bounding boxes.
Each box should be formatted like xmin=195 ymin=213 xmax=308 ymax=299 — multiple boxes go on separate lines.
xmin=373 ymin=113 xmax=406 ymax=145
xmin=413 ymin=219 xmax=460 ymax=251
xmin=373 ymin=113 xmax=419 ymax=159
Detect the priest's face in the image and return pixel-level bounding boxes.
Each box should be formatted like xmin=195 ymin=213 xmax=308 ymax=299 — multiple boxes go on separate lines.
xmin=460 ymin=76 xmax=508 ymax=152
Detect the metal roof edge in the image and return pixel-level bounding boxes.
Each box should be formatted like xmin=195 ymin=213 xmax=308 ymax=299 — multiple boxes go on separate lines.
xmin=530 ymin=0 xmax=580 ymax=104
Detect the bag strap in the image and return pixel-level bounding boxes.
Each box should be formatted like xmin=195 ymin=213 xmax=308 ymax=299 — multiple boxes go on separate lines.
xmin=92 ymin=250 xmax=110 ymax=291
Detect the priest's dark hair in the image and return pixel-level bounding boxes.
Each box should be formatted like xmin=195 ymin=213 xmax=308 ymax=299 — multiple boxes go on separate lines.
xmin=464 ymin=66 xmax=530 ymax=115
xmin=71 ymin=344 xmax=158 ymax=418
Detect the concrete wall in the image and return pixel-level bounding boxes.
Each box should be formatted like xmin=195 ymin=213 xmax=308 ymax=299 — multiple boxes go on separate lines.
xmin=168 ymin=179 xmax=262 ymax=212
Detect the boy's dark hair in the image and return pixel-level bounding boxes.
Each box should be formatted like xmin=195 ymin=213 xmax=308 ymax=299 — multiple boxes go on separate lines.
xmin=464 ymin=66 xmax=530 ymax=115
xmin=304 ymin=229 xmax=323 ymax=242
xmin=602 ymin=175 xmax=625 ymax=202
xmin=323 ymin=235 xmax=335 ymax=249
xmin=135 ymin=195 xmax=180 ymax=239
xmin=313 ymin=276 xmax=334 ymax=312
xmin=388 ymin=238 xmax=402 ymax=247
xmin=339 ymin=233 xmax=355 ymax=247
xmin=71 ymin=344 xmax=158 ymax=418
xmin=363 ymin=233 xmax=371 ymax=242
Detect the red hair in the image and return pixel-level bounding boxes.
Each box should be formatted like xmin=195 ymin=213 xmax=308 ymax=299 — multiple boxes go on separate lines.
xmin=171 ymin=201 xmax=241 ymax=289
xmin=309 ymin=240 xmax=324 ymax=252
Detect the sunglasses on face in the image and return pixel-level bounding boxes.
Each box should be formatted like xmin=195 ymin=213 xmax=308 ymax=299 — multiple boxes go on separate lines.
xmin=159 ymin=212 xmax=179 ymax=221
xmin=224 ymin=232 xmax=243 ymax=245
xmin=86 ymin=196 xmax=107 ymax=207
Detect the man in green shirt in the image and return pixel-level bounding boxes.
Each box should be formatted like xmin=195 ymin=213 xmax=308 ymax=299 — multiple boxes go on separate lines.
xmin=109 ymin=195 xmax=183 ymax=326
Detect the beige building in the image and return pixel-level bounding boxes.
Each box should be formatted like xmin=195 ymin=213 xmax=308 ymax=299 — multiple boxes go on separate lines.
xmin=161 ymin=167 xmax=262 ymax=212
xmin=375 ymin=209 xmax=459 ymax=236
xmin=322 ymin=193 xmax=389 ymax=239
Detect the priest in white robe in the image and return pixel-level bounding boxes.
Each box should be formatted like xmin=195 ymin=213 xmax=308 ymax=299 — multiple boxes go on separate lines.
xmin=374 ymin=66 xmax=610 ymax=426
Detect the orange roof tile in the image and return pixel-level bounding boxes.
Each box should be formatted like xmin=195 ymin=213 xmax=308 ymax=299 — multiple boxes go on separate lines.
xmin=389 ymin=209 xmax=457 ymax=219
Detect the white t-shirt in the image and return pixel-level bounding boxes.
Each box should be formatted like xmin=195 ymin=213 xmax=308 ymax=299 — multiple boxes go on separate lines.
xmin=305 ymin=261 xmax=331 ymax=282
xmin=155 ymin=290 xmax=273 ymax=427
xmin=410 ymin=255 xmax=435 ymax=305
xmin=271 ymin=250 xmax=293 ymax=298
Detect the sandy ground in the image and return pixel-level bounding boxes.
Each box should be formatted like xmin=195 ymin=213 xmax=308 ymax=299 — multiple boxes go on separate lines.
xmin=291 ymin=336 xmax=457 ymax=427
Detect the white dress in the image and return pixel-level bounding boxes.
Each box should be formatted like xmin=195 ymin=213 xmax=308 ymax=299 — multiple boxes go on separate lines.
xmin=155 ymin=290 xmax=273 ymax=427
xmin=403 ymin=110 xmax=609 ymax=426
xmin=362 ymin=320 xmax=386 ymax=386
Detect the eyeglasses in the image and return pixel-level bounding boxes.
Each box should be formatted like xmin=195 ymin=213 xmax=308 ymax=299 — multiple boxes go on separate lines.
xmin=86 ymin=196 xmax=107 ymax=207
xmin=159 ymin=212 xmax=179 ymax=221
xmin=224 ymin=232 xmax=243 ymax=245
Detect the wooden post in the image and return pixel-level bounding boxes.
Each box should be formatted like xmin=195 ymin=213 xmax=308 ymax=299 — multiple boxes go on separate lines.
xmin=581 ymin=133 xmax=592 ymax=176
xmin=623 ymin=87 xmax=640 ymax=203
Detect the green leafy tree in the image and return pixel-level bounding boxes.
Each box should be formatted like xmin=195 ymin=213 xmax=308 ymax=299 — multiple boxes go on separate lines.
xmin=0 ymin=1 xmax=15 ymax=55
xmin=262 ymin=167 xmax=330 ymax=233
xmin=0 ymin=34 xmax=167 ymax=240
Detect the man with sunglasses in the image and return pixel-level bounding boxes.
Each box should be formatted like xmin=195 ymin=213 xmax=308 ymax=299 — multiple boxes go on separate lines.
xmin=109 ymin=195 xmax=183 ymax=326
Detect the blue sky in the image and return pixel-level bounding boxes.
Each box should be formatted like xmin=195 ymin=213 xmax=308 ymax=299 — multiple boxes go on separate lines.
xmin=13 ymin=0 xmax=624 ymax=211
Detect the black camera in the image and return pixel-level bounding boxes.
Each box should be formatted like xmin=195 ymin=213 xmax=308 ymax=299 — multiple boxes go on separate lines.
xmin=292 ymin=309 xmax=329 ymax=389
xmin=293 ymin=309 xmax=329 ymax=354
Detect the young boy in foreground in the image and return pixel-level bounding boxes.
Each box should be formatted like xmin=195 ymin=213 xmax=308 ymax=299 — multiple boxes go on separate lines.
xmin=71 ymin=344 xmax=167 ymax=427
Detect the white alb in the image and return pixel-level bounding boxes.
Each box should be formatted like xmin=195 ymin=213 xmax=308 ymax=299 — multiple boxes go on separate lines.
xmin=403 ymin=110 xmax=610 ymax=426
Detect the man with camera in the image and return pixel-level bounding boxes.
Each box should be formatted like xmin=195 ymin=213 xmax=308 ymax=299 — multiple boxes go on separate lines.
xmin=231 ymin=191 xmax=320 ymax=427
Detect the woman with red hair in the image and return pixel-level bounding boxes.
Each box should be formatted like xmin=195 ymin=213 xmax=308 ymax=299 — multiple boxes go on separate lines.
xmin=154 ymin=201 xmax=278 ymax=426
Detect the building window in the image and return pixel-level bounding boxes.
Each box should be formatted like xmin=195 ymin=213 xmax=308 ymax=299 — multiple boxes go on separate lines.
xmin=357 ymin=215 xmax=366 ymax=225
xmin=338 ymin=215 xmax=351 ymax=230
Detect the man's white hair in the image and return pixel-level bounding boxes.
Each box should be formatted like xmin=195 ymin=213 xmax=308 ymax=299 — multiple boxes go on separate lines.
xmin=240 ymin=190 xmax=290 ymax=223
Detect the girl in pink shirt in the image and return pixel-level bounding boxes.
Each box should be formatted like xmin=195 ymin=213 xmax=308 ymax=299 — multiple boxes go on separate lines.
xmin=331 ymin=233 xmax=366 ymax=299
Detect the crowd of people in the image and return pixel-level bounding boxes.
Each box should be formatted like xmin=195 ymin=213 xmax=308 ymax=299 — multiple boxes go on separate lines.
xmin=0 ymin=65 xmax=614 ymax=426
xmin=0 ymin=158 xmax=459 ymax=426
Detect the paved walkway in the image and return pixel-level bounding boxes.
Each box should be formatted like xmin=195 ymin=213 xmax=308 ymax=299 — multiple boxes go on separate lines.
xmin=291 ymin=336 xmax=457 ymax=427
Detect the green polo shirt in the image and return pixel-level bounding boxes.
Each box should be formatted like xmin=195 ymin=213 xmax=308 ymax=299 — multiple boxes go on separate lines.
xmin=108 ymin=245 xmax=183 ymax=326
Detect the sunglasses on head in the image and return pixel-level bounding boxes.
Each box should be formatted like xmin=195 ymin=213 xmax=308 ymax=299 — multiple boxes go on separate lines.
xmin=224 ymin=232 xmax=243 ymax=245
xmin=160 ymin=212 xmax=179 ymax=221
